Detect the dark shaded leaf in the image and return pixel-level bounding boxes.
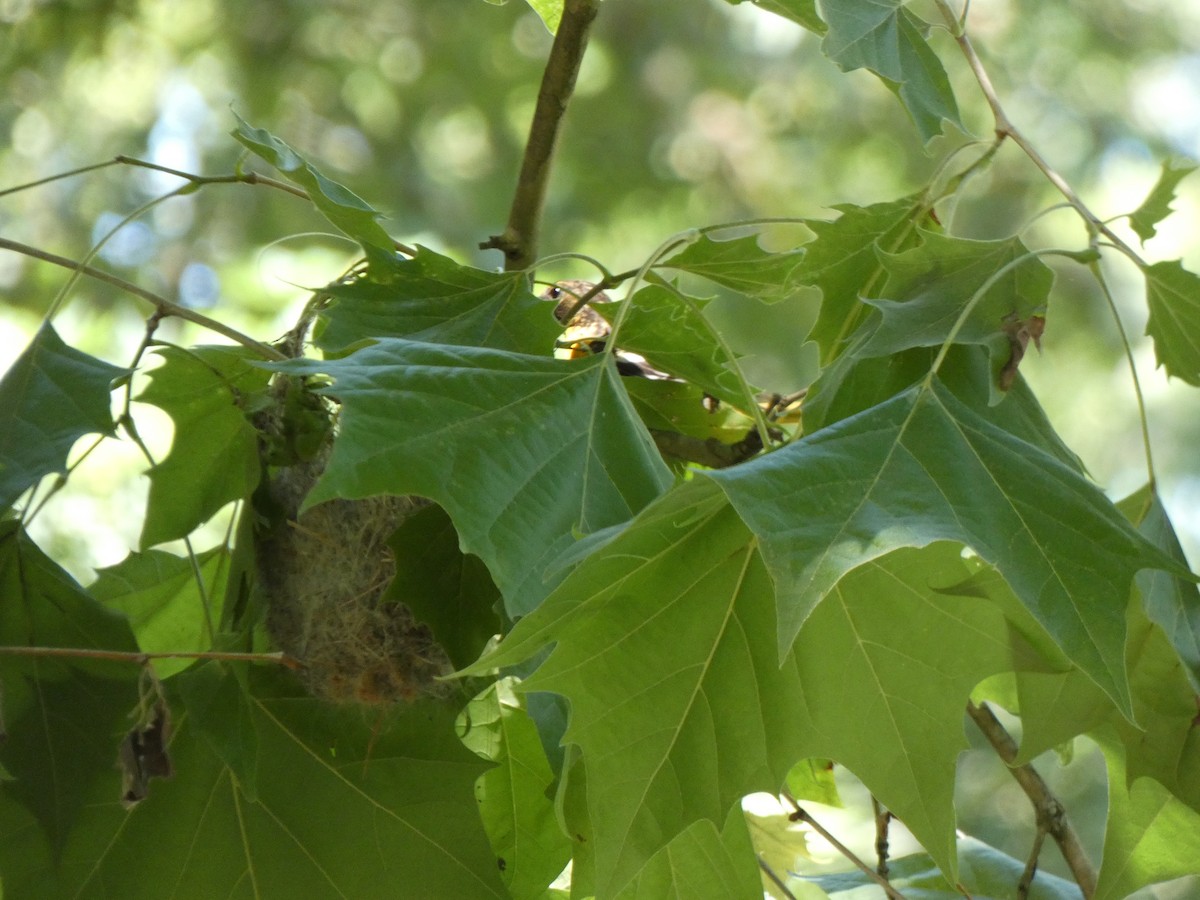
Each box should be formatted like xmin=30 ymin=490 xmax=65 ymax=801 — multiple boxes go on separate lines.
xmin=657 ymin=233 xmax=807 ymax=300
xmin=725 ymin=0 xmax=825 ymax=33
xmin=0 ymin=323 xmax=125 ymax=510
xmin=316 ymin=247 xmax=560 ymax=355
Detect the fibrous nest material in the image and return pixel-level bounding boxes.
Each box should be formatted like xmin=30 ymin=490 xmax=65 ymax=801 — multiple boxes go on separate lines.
xmin=253 ymin=388 xmax=453 ymax=705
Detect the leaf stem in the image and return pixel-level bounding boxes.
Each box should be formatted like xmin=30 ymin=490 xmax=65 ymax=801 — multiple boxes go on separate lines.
xmin=481 ymin=0 xmax=600 ymax=271
xmin=783 ymin=793 xmax=908 ymax=900
xmin=0 ymin=645 xmax=300 ymax=669
xmin=0 ymin=237 xmax=286 ymax=360
xmin=933 ymin=0 xmax=1146 ymax=269
xmin=1087 ymin=260 xmax=1157 ymax=489
xmin=966 ymin=701 xmax=1097 ymax=898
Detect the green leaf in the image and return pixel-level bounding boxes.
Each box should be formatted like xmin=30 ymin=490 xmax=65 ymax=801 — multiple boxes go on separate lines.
xmin=137 ymin=345 xmax=268 ymax=548
xmin=316 ymin=247 xmax=560 ymax=356
xmin=724 ymin=0 xmax=825 ymax=34
xmin=657 ymin=233 xmax=807 ymax=301
xmin=91 ymin=546 xmax=232 ymax=678
xmin=385 ymin=503 xmax=502 ymax=670
xmin=0 ymin=521 xmax=139 ymax=861
xmin=618 ymin=282 xmax=754 ymax=408
xmin=1129 ymin=158 xmax=1198 ymax=245
xmin=819 ymin=0 xmax=962 ymax=142
xmin=792 ymin=197 xmax=927 ymax=364
xmin=613 ymin=808 xmax=762 ymax=900
xmin=232 ymin=114 xmax=396 ymax=262
xmin=174 ymin=661 xmax=261 ymax=801
xmin=5 ymin=688 xmax=508 ymax=899
xmin=523 ymin=0 xmax=563 ymax=33
xmin=459 ymin=679 xmax=572 ymax=898
xmin=862 ymin=232 xmax=1053 ymax=394
xmin=0 ymin=323 xmax=125 ymax=510
xmin=465 ymin=480 xmax=1033 ymax=889
xmin=709 ymin=376 xmax=1175 ymax=712
xmin=1142 ymin=260 xmax=1200 ymax=385
xmin=275 ymin=339 xmax=672 ymax=616
xmin=1094 ymin=736 xmax=1200 ymax=900
xmin=785 ymin=759 xmax=840 ymax=807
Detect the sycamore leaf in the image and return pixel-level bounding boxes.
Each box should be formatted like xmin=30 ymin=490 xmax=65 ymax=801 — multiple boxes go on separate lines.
xmin=515 ymin=0 xmax=562 ymax=33
xmin=459 ymin=679 xmax=572 ymax=899
xmin=91 ymin=546 xmax=232 ymax=678
xmin=1129 ymin=158 xmax=1198 ymax=246
xmin=137 ymin=345 xmax=268 ymax=548
xmin=613 ymin=808 xmax=762 ymax=900
xmin=617 ymin=281 xmax=753 ymax=408
xmin=232 ymin=115 xmax=396 ymax=264
xmin=792 ymin=197 xmax=927 ymax=364
xmin=819 ymin=0 xmax=962 ymax=142
xmin=384 ymin=504 xmax=501 ymax=670
xmin=1094 ymin=737 xmax=1200 ymax=900
xmin=275 ymin=339 xmax=672 ymax=616
xmin=0 ymin=323 xmax=126 ymax=510
xmin=316 ymin=247 xmax=559 ymax=356
xmin=174 ymin=662 xmax=261 ymax=801
xmin=657 ymin=233 xmax=807 ymax=301
xmin=463 ymin=480 xmax=1035 ymax=889
xmin=1 ymin=683 xmax=508 ymax=899
xmin=0 ymin=522 xmax=139 ymax=860
xmin=724 ymin=0 xmax=825 ymax=34
xmin=1143 ymin=259 xmax=1200 ymax=385
xmin=709 ymin=376 xmax=1176 ymax=712
xmin=862 ymin=232 xmax=1054 ymax=395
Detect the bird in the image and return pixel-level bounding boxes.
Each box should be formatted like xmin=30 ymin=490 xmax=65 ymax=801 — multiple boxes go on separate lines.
xmin=539 ymin=280 xmax=675 ymax=379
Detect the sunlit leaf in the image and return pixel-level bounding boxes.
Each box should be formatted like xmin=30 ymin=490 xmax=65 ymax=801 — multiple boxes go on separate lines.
xmin=1129 ymin=158 xmax=1198 ymax=246
xmin=724 ymin=0 xmax=825 ymax=34
xmin=91 ymin=546 xmax=232 ymax=678
xmin=459 ymin=679 xmax=572 ymax=898
xmin=275 ymin=338 xmax=672 ymax=616
xmin=137 ymin=345 xmax=267 ymax=548
xmin=819 ymin=0 xmax=962 ymax=142
xmin=232 ymin=114 xmax=396 ymax=263
xmin=0 ymin=323 xmax=125 ymax=510
xmin=613 ymin=808 xmax=761 ymax=900
xmin=1142 ymin=260 xmax=1200 ymax=385
xmin=464 ymin=481 xmax=1036 ymax=888
xmin=709 ymin=376 xmax=1176 ymax=712
xmin=658 ymin=233 xmax=807 ymax=301
xmin=1094 ymin=737 xmax=1200 ymax=900
xmin=315 ymin=247 xmax=559 ymax=356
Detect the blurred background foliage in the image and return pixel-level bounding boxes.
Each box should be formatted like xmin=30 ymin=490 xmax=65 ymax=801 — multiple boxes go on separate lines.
xmin=1 ymin=1 xmax=1199 ymax=894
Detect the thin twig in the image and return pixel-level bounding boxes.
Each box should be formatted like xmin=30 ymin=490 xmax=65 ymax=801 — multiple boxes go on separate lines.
xmin=0 ymin=237 xmax=286 ymax=360
xmin=0 ymin=645 xmax=301 ymax=669
xmin=1018 ymin=823 xmax=1049 ymax=900
xmin=480 ymin=0 xmax=600 ymax=270
xmin=933 ymin=1 xmax=1144 ymax=268
xmin=783 ymin=794 xmax=908 ymax=900
xmin=758 ymin=855 xmax=798 ymax=900
xmin=966 ymin=701 xmax=1097 ymax=898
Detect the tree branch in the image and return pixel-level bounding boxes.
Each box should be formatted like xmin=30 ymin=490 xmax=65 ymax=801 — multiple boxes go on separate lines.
xmin=784 ymin=794 xmax=909 ymax=900
xmin=966 ymin=701 xmax=1097 ymax=898
xmin=480 ymin=0 xmax=600 ymax=270
xmin=0 ymin=645 xmax=300 ymax=669
xmin=0 ymin=237 xmax=287 ymax=360
xmin=649 ymin=427 xmax=764 ymax=469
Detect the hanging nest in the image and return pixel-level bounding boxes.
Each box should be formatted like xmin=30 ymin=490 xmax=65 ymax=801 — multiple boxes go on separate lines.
xmin=252 ymin=377 xmax=454 ymax=705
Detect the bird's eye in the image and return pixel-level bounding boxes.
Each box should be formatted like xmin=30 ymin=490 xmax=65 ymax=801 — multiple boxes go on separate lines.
xmin=547 ymin=286 xmax=562 ymax=299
